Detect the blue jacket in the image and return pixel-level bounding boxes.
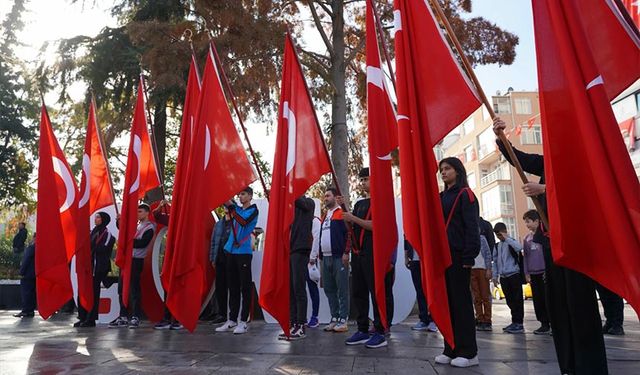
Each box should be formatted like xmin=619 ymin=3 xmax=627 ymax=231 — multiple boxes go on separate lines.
xmin=318 ymin=207 xmax=349 ymax=258
xmin=224 ymin=203 xmax=259 ymax=255
xmin=210 ymin=217 xmax=231 ymax=262
xmin=492 ymin=237 xmax=523 ymax=279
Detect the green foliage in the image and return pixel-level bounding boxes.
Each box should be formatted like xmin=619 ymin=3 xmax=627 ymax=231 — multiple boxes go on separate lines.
xmin=0 ymin=236 xmax=22 ymax=279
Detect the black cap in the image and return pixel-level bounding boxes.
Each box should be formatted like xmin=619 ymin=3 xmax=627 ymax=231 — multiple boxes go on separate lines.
xmin=359 ymin=167 xmax=370 ymax=178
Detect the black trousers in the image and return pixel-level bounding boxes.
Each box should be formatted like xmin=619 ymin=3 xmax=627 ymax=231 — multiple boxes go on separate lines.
xmin=351 ymin=252 xmax=389 ymax=334
xmin=129 ymin=258 xmax=144 ymax=318
xmin=290 ymin=251 xmax=310 ymax=325
xmin=530 ymin=273 xmax=549 ymax=325
xmin=78 ymin=271 xmax=108 ymax=322
xmin=500 ymin=274 xmax=524 ymax=324
xmin=214 ymin=250 xmax=228 ymax=317
xmin=373 ymin=267 xmax=394 ymax=329
xmin=226 ymin=253 xmax=253 ymax=322
xmin=596 ymin=283 xmax=624 ymax=328
xmin=20 ymin=277 xmax=36 ymax=314
xmin=443 ymin=264 xmax=477 ymax=359
xmin=545 ymin=261 xmax=607 ymax=375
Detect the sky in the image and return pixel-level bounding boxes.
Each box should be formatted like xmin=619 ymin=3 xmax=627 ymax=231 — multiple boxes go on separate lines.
xmin=2 ymin=0 xmax=540 ymax=190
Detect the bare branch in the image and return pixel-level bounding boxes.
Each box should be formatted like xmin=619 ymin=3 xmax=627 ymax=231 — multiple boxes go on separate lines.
xmin=307 ymin=0 xmax=335 ymax=57
xmin=316 ymin=1 xmax=333 ymax=17
xmin=300 ymin=49 xmax=331 ymax=71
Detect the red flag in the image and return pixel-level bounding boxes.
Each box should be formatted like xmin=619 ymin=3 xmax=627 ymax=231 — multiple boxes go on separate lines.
xmin=514 ymin=124 xmax=523 ymax=136
xmin=526 ymin=115 xmax=537 ymax=129
xmin=393 ymin=0 xmax=481 ymax=347
xmin=622 ymin=0 xmax=640 ymax=29
xmin=36 ymin=105 xmax=80 ymax=319
xmin=573 ymin=0 xmax=640 ymax=99
xmin=259 ymin=34 xmax=332 ymax=336
xmin=76 ymin=101 xmax=114 ymax=312
xmin=165 ymin=46 xmax=256 ymax=332
xmin=365 ymin=0 xmax=399 ymax=330
xmin=532 ymin=0 xmax=640 ymax=315
xmin=115 ymin=79 xmax=161 ymax=308
xmin=162 ymin=56 xmax=202 ymax=296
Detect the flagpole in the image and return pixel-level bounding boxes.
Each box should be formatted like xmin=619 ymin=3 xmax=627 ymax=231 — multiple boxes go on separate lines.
xmin=91 ymin=94 xmax=120 ymax=216
xmin=139 ymin=74 xmax=167 ymax=200
xmin=427 ymin=0 xmax=549 ymax=228
xmin=613 ymin=0 xmax=640 ymax=39
xmin=208 ymin=40 xmax=270 ymax=199
xmin=369 ymin=0 xmax=397 ymax=92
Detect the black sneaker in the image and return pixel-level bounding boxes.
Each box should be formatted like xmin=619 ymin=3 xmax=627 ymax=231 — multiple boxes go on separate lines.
xmin=128 ymin=317 xmax=140 ymax=329
xmin=79 ymin=321 xmax=96 ymax=328
xmin=483 ymin=323 xmax=493 ymax=332
xmin=108 ymin=316 xmax=128 ymax=328
xmin=154 ymin=321 xmax=172 ymax=330
xmin=606 ymin=326 xmax=625 ymax=336
xmin=278 ymin=325 xmax=296 ymax=340
xmin=602 ymin=323 xmax=612 ymax=334
xmin=13 ymin=311 xmax=34 ymax=318
xmin=533 ymin=324 xmax=551 ymax=335
xmin=290 ymin=325 xmax=306 ymax=341
xmin=73 ymin=320 xmax=84 ymax=327
xmin=502 ymin=323 xmax=515 ymax=332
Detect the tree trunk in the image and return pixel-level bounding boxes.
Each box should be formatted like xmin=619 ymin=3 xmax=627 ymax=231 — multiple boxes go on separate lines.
xmin=152 ymin=95 xmax=168 ymax=177
xmin=330 ymin=0 xmax=350 ymax=201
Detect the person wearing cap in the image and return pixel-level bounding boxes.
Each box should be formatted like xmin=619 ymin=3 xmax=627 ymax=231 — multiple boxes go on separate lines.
xmin=75 ymin=212 xmax=115 ymax=327
xmin=215 ymin=187 xmax=259 ymax=335
xmin=343 ymin=167 xmax=391 ymax=349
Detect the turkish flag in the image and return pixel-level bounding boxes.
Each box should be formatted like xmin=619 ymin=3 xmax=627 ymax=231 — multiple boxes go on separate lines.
xmin=115 ymin=79 xmax=161 ymax=308
xmin=259 ymin=34 xmax=332 ymax=336
xmin=165 ymin=46 xmax=256 ymax=332
xmin=527 ymin=115 xmax=537 ymax=129
xmin=622 ymin=0 xmax=640 ymax=30
xmin=36 ymin=105 xmax=81 ymax=319
xmin=365 ymin=1 xmax=398 ymax=331
xmin=162 ymin=56 xmax=202 ymax=297
xmin=393 ymin=0 xmax=481 ymax=347
xmin=532 ymin=0 xmax=640 ymax=315
xmin=76 ymin=101 xmax=114 ymax=312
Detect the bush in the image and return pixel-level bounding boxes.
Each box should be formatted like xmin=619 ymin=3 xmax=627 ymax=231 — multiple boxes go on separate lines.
xmin=0 ymin=236 xmax=21 ymax=279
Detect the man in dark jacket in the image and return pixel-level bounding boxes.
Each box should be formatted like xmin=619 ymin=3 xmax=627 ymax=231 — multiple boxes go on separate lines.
xmin=478 ymin=217 xmax=496 ymax=253
xmin=75 ymin=212 xmax=115 ymax=327
xmin=14 ymin=234 xmax=36 ymax=318
xmin=209 ymin=205 xmax=233 ymax=324
xmin=494 ymin=117 xmax=607 ymax=375
xmin=283 ymin=195 xmax=315 ymax=340
xmin=12 ymin=222 xmax=28 ymax=254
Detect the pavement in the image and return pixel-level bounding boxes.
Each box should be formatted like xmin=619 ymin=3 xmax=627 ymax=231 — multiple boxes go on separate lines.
xmin=1 ymin=301 xmax=638 ymax=374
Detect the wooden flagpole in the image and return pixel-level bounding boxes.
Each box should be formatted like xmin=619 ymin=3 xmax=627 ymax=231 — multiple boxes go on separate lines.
xmin=427 ymin=0 xmax=550 ymax=228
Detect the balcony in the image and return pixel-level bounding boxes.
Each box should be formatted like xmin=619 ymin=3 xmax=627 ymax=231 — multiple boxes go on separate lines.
xmin=480 ymin=164 xmax=511 ymax=187
xmin=482 ymin=203 xmax=515 ymax=220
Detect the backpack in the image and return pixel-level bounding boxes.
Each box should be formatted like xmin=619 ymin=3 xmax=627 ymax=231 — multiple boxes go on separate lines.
xmin=508 ymin=245 xmax=526 ymax=285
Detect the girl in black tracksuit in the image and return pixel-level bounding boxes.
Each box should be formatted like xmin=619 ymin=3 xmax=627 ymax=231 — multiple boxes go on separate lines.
xmin=77 ymin=212 xmax=115 ymax=327
xmin=438 ymin=157 xmax=480 ymax=365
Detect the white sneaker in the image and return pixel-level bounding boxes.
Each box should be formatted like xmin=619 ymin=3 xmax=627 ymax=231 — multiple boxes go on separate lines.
xmin=450 ymin=356 xmax=479 ymax=368
xmin=215 ymin=320 xmax=237 ymax=332
xmin=324 ymin=318 xmax=338 ymax=332
xmin=434 ymin=354 xmax=453 ymax=364
xmin=233 ymin=321 xmax=248 ymax=334
xmin=427 ymin=322 xmax=439 ymax=332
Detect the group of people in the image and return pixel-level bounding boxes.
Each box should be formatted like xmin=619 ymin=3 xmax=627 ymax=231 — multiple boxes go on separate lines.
xmin=11 ymin=117 xmax=627 ymax=374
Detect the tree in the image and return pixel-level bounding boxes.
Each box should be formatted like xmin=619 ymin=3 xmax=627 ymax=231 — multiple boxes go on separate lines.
xmin=0 ymin=0 xmax=39 ymax=207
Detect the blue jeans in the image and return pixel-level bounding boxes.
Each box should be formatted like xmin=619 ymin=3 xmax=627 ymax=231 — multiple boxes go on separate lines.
xmin=322 ymin=256 xmax=349 ymax=320
xmin=307 ymin=271 xmax=319 ymax=318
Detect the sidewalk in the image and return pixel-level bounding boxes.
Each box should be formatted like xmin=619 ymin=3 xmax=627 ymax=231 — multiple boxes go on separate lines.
xmin=1 ymin=301 xmax=638 ymax=374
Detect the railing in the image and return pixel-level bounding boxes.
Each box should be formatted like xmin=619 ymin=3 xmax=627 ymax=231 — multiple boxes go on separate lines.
xmin=480 ymin=164 xmax=511 ymax=187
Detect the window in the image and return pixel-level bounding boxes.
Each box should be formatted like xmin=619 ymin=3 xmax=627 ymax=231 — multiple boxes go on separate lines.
xmin=515 ymin=98 xmax=532 ymax=114
xmin=464 ymin=145 xmax=475 ymax=162
xmin=468 ymin=172 xmax=476 ymax=189
xmin=463 ymin=117 xmax=475 ymax=135
xmin=477 ymin=127 xmax=496 ymax=159
xmin=521 ymin=125 xmax=543 ymax=145
xmin=434 ymin=145 xmax=444 ymax=161
xmin=481 ymin=185 xmax=513 ymax=220
xmin=493 ymin=97 xmax=511 ymax=114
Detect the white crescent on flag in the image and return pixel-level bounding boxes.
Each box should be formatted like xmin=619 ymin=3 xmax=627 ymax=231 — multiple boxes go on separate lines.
xmin=204 ymin=125 xmax=211 ymax=170
xmin=78 ymin=153 xmax=90 ymax=208
xmin=129 ymin=135 xmax=142 ymax=194
xmin=283 ymin=102 xmax=297 ymax=176
xmin=52 ymin=156 xmax=76 ymax=213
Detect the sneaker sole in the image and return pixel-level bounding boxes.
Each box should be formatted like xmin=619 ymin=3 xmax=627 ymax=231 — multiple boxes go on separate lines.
xmin=506 ymin=330 xmax=525 ymax=334
xmin=345 ymin=339 xmax=370 ymax=346
xmin=333 ymin=329 xmax=349 ymax=333
xmin=233 ymin=331 xmax=247 ymax=335
xmin=154 ymin=327 xmax=171 ymax=330
xmin=412 ymin=327 xmax=428 ymax=331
